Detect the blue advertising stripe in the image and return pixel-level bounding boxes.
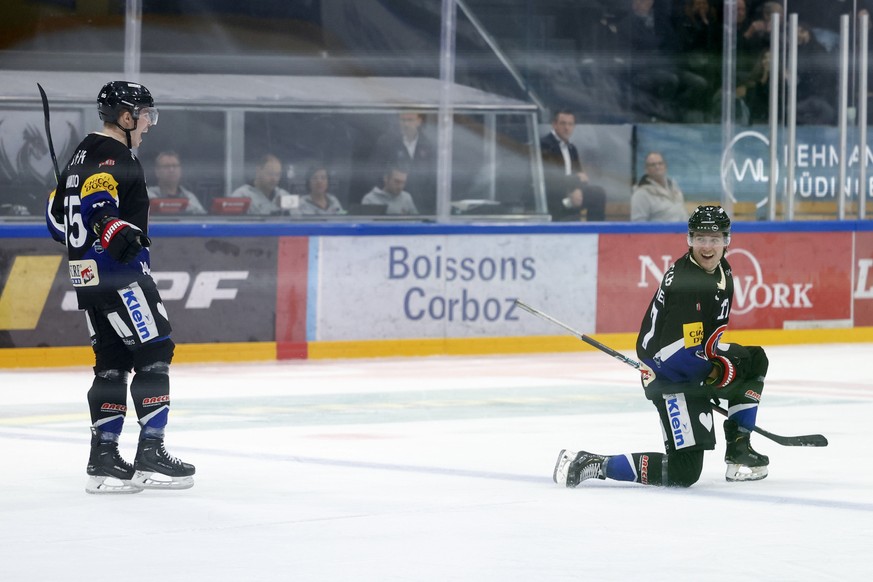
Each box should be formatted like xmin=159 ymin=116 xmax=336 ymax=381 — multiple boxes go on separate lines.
xmin=4 ymin=220 xmax=873 ymax=240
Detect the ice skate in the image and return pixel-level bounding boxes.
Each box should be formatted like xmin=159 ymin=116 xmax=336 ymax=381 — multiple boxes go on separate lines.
xmin=132 ymin=437 xmax=195 ymax=490
xmin=86 ymin=431 xmax=143 ymax=494
xmin=724 ymin=419 xmax=769 ymax=482
xmin=553 ymin=450 xmax=606 ymax=487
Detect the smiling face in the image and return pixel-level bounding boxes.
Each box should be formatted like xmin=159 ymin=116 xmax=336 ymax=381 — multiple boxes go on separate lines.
xmin=689 ymin=232 xmax=727 ymax=272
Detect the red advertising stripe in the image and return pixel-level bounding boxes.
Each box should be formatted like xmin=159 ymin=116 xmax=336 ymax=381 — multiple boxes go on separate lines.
xmin=276 ymin=237 xmax=309 ymax=359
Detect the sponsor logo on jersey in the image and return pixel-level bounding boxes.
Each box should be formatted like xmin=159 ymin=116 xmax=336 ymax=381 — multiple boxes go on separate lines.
xmin=142 ymin=395 xmax=169 ymax=407
xmin=682 ymin=321 xmax=703 ymax=348
xmin=81 ymin=172 xmax=119 ymax=201
xmin=745 ymin=389 xmax=761 ymax=402
xmin=69 ymin=260 xmax=100 ymax=287
xmin=665 ymin=394 xmax=697 ymax=449
xmin=119 ymin=283 xmax=158 ymax=342
xmin=98 ymin=159 xmax=115 ymax=168
xmin=65 ymin=174 xmax=79 ymax=189
xmin=100 ymin=403 xmax=127 ymax=412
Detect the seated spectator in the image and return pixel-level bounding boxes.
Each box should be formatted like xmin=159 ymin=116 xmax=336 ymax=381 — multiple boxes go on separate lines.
xmin=231 ymin=153 xmax=295 ymax=215
xmin=548 ymin=175 xmax=588 ymax=222
xmin=631 ymin=152 xmax=688 ymax=222
xmin=373 ymin=111 xmax=436 ymax=214
xmin=299 ymin=165 xmax=344 ymax=215
xmin=147 ymin=151 xmax=206 ymax=214
xmin=361 ymin=162 xmax=419 ymax=215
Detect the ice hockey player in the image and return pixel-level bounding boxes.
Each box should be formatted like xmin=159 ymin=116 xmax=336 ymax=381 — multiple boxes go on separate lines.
xmin=46 ymin=81 xmax=195 ymax=494
xmin=554 ymin=205 xmax=769 ymax=488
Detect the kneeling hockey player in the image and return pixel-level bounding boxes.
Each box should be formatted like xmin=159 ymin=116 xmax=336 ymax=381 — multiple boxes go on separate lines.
xmin=554 ymin=205 xmax=769 ymax=488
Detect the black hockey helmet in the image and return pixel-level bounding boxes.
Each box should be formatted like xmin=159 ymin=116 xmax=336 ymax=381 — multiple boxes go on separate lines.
xmin=97 ymin=81 xmax=156 ymax=124
xmin=688 ymin=205 xmax=731 ymax=235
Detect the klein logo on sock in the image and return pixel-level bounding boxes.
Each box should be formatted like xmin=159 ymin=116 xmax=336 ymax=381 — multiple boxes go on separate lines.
xmin=100 ymin=403 xmax=127 ymax=412
xmin=142 ymin=395 xmax=169 ymax=407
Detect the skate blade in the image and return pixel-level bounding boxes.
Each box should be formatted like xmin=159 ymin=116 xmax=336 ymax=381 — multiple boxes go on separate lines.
xmin=725 ymin=464 xmax=768 ymax=482
xmin=132 ymin=470 xmax=194 ymax=490
xmin=553 ymin=449 xmax=576 ymax=487
xmin=85 ymin=475 xmax=143 ymax=494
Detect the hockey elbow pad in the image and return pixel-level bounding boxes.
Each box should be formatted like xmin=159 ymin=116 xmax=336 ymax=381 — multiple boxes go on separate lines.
xmin=704 ymin=356 xmax=736 ymax=389
xmin=96 ymin=216 xmax=151 ymax=264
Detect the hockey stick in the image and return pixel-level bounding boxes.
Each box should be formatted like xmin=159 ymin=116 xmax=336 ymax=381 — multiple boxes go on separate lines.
xmin=37 ymin=83 xmax=62 ymax=188
xmin=514 ymin=299 xmax=828 ymax=447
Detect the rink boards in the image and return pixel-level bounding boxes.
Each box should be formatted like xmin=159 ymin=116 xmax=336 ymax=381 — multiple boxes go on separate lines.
xmin=1 ymin=221 xmax=872 ymax=366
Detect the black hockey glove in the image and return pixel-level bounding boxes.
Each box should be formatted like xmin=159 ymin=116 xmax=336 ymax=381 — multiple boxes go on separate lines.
xmin=96 ymin=216 xmax=151 ymax=263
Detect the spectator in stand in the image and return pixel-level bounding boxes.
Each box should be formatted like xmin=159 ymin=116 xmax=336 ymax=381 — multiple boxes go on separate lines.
xmin=737 ymin=49 xmax=772 ymax=125
xmin=230 ymin=153 xmax=296 ymax=215
xmin=147 ymin=151 xmax=207 ymax=215
xmin=741 ymin=1 xmax=782 ymax=53
xmin=298 ymin=164 xmax=344 ymax=216
xmin=631 ymin=152 xmax=688 ymax=222
xmin=540 ymin=109 xmax=606 ymax=221
xmin=361 ymin=162 xmax=418 ymax=215
xmin=793 ymin=21 xmax=837 ymax=125
xmin=373 ymin=111 xmax=436 ymax=214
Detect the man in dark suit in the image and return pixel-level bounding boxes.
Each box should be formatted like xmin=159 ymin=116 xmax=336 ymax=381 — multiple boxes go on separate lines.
xmin=540 ymin=108 xmax=607 ymax=221
xmin=373 ymin=112 xmax=436 ymax=214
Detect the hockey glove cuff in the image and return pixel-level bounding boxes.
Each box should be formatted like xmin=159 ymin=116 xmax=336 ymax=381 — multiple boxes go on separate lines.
xmin=705 ymin=356 xmax=736 ymax=389
xmin=96 ymin=216 xmax=151 ymax=264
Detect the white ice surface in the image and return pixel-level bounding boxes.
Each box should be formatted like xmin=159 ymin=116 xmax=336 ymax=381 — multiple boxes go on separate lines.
xmin=1 ymin=344 xmax=871 ymax=581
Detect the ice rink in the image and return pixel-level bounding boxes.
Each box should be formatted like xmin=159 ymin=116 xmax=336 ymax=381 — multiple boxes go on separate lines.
xmin=1 ymin=344 xmax=871 ymax=581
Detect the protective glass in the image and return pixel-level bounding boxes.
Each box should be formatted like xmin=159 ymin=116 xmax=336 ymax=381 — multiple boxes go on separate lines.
xmin=138 ymin=107 xmax=159 ymax=126
xmin=687 ymin=233 xmax=730 ymax=247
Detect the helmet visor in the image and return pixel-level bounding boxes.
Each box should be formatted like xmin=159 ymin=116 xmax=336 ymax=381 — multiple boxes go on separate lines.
xmin=139 ymin=107 xmax=159 ymax=126
xmin=688 ymin=233 xmax=730 ymax=247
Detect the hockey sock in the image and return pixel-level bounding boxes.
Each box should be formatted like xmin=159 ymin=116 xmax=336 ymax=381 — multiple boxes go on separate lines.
xmin=130 ymin=367 xmax=170 ymax=438
xmin=727 ymin=403 xmax=759 ymax=432
xmin=603 ymin=454 xmax=635 ymax=482
xmin=88 ymin=371 xmax=129 ymax=438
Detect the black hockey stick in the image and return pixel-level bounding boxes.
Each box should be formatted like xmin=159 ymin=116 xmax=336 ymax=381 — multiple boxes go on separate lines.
xmin=37 ymin=83 xmax=62 ymax=188
xmin=514 ymin=299 xmax=828 ymax=447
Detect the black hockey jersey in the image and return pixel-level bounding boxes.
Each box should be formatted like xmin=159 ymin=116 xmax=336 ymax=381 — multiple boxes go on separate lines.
xmin=46 ymin=132 xmax=151 ymax=308
xmin=636 ymin=252 xmax=734 ymax=387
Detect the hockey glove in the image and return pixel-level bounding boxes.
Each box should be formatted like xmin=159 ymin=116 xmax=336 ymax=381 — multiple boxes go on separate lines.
xmin=704 ymin=356 xmax=736 ymax=389
xmin=96 ymin=216 xmax=151 ymax=263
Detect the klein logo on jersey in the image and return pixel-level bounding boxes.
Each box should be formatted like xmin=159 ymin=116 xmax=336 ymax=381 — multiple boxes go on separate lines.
xmin=80 ymin=172 xmax=119 ymax=200
xmin=142 ymin=395 xmax=169 ymax=407
xmin=665 ymin=395 xmax=697 ymax=449
xmin=100 ymin=403 xmax=127 ymax=412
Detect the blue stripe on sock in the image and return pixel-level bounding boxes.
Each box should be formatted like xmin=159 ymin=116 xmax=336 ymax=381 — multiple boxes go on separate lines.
xmin=605 ymin=454 xmax=636 ymax=482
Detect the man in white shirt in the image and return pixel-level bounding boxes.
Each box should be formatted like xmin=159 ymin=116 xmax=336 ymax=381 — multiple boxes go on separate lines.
xmin=146 ymin=151 xmax=206 ymax=215
xmin=230 ymin=153 xmax=295 ymax=215
xmin=361 ymin=162 xmax=419 ymax=215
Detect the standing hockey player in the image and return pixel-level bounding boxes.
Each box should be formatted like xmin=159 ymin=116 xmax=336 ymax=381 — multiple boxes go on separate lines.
xmin=554 ymin=205 xmax=769 ymax=488
xmin=46 ymin=81 xmax=194 ymax=494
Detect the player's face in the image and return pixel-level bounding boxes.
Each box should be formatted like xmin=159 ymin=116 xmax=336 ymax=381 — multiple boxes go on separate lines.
xmin=689 ymin=232 xmax=727 ymax=272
